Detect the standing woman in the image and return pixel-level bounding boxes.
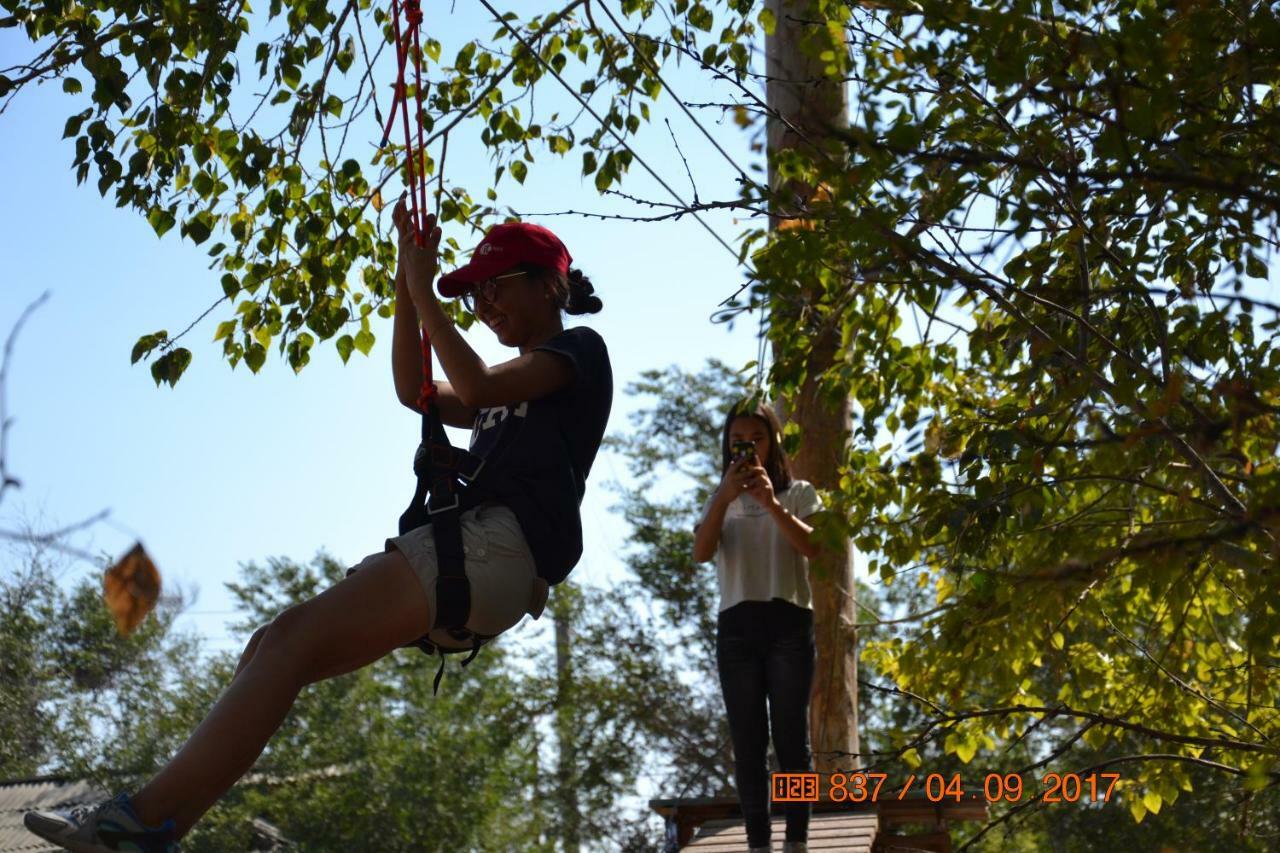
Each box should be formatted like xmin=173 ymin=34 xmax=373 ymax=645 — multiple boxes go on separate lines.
xmin=693 ymin=401 xmax=822 ymax=853
xmin=23 ymin=202 xmax=611 ymax=852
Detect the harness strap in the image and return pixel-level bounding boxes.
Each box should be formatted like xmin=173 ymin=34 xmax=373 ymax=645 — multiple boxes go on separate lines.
xmin=397 ymin=398 xmax=526 ymax=694
xmin=430 ymin=632 xmax=491 ymax=695
xmin=401 ymin=400 xmax=481 ymax=633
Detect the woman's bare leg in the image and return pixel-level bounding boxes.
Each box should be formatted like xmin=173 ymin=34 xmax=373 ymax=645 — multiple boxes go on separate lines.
xmin=128 ymin=549 xmax=430 ymax=838
xmin=233 ymin=623 xmax=370 ymax=684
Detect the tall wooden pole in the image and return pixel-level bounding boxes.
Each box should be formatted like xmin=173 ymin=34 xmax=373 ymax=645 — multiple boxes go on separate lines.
xmin=553 ymin=591 xmax=580 ymax=850
xmin=765 ymin=0 xmax=859 ymax=776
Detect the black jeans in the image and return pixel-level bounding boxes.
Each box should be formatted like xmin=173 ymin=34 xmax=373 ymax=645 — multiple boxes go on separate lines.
xmin=716 ymin=598 xmax=816 ymax=847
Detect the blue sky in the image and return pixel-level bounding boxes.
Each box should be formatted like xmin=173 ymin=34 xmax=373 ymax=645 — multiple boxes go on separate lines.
xmin=0 ymin=5 xmax=769 ymax=658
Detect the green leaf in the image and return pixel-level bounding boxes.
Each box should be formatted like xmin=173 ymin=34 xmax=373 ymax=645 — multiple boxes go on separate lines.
xmin=594 ymin=154 xmax=617 ymax=192
xmin=354 ymin=327 xmax=375 ymax=355
xmin=213 ymin=320 xmax=237 ymax=342
xmin=62 ymin=112 xmax=87 ymax=139
xmin=335 ymin=37 xmax=355 ymax=73
xmin=510 ymin=160 xmax=528 ymax=184
xmin=245 ymin=342 xmax=267 ymax=373
xmin=1245 ymin=253 xmax=1267 ymax=279
xmin=757 ymin=7 xmax=777 ymax=35
xmin=131 ymin=331 xmax=167 ymax=365
xmin=336 ymin=334 xmax=354 ymax=364
xmin=688 ymin=3 xmax=713 ymax=31
xmin=149 ymin=348 xmax=192 ymax=388
xmin=147 ymin=207 xmax=176 ymax=238
xmin=287 ymin=335 xmax=312 ymax=372
xmin=184 ymin=212 xmax=214 ymax=245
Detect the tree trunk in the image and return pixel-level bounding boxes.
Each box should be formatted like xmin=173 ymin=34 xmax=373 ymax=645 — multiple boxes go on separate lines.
xmin=765 ymin=0 xmax=859 ymax=776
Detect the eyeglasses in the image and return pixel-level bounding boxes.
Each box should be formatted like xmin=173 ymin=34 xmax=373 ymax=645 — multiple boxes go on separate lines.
xmin=460 ymin=270 xmax=525 ymax=313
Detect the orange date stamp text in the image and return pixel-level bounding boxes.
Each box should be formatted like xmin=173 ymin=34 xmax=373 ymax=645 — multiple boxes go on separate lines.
xmin=771 ymin=771 xmax=1123 ymax=804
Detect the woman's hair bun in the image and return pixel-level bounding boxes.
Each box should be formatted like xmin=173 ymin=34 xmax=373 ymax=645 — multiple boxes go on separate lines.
xmin=565 ymin=268 xmax=603 ymax=315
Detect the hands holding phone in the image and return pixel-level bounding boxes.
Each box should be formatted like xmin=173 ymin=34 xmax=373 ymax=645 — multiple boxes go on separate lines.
xmin=715 ymin=443 xmax=775 ymax=509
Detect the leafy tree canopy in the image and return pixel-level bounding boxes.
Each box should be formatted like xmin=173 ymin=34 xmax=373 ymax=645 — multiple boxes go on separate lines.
xmin=750 ymin=0 xmax=1280 ymax=836
xmin=0 ymin=0 xmax=762 ymax=381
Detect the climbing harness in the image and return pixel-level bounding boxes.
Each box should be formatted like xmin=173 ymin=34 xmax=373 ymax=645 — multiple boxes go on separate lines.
xmin=360 ymin=0 xmax=518 ymax=695
xmin=394 ymin=391 xmax=520 ymax=697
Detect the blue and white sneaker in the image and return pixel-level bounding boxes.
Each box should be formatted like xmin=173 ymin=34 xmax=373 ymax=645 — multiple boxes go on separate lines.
xmin=23 ymin=791 xmax=179 ymax=852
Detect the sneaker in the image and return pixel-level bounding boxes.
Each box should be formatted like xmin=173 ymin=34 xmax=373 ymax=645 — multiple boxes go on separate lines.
xmin=783 ymin=843 xmax=808 ymax=853
xmin=23 ymin=791 xmax=179 ymax=852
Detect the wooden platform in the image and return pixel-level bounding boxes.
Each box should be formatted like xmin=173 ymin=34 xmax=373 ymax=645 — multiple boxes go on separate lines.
xmin=684 ymin=811 xmax=878 ymax=851
xmin=649 ymin=794 xmax=987 ymax=852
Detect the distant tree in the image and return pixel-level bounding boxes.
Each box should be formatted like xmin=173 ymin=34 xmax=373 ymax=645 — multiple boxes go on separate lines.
xmin=601 ymin=359 xmax=749 ymax=800
xmin=0 ymin=539 xmax=197 ymax=782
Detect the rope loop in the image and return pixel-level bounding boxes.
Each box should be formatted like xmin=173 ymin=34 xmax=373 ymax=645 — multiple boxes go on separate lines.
xmin=386 ymin=0 xmax=434 ymax=406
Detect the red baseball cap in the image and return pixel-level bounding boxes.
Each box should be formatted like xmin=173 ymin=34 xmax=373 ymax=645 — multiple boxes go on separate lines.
xmin=437 ymin=222 xmax=573 ymax=298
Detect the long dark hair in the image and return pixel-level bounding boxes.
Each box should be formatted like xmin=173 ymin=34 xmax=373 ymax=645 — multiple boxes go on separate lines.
xmin=720 ymin=400 xmax=793 ymax=492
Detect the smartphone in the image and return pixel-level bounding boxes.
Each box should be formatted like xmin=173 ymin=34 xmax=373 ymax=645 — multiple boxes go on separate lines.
xmin=732 ymin=440 xmax=756 ymax=462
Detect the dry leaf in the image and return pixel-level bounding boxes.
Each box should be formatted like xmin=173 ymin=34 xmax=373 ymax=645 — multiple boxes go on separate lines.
xmin=103 ymin=542 xmax=161 ymax=636
xmin=370 ymin=190 xmax=384 ymax=212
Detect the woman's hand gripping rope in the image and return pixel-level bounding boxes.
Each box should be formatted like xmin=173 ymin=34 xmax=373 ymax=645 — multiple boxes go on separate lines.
xmin=393 ymin=195 xmax=443 ymax=315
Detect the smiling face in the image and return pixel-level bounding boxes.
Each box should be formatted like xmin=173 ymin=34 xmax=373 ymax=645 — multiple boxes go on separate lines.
xmin=727 ymin=415 xmax=771 ymax=468
xmin=471 ymin=266 xmax=562 ymax=352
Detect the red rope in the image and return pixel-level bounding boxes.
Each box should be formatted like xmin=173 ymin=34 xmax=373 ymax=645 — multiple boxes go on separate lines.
xmin=409 ymin=11 xmax=430 ymax=232
xmin=384 ymin=0 xmax=437 ymax=409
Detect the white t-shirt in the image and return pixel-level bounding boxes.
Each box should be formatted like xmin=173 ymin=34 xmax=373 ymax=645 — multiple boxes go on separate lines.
xmin=698 ymin=480 xmax=823 ymax=613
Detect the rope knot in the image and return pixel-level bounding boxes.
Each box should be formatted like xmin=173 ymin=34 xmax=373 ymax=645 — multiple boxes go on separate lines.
xmin=417 ymin=382 xmax=439 ymax=410
xmin=403 ymin=0 xmax=423 ymax=25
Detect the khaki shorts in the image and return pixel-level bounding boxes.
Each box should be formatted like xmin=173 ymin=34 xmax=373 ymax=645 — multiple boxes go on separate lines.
xmin=378 ymin=502 xmax=548 ymax=642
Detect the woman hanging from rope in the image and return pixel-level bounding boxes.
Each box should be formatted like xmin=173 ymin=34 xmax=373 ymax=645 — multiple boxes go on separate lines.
xmin=693 ymin=400 xmax=823 ymax=853
xmin=24 ymin=201 xmax=612 ymax=852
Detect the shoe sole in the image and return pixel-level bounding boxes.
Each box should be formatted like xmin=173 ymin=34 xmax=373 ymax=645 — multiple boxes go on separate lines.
xmin=23 ymin=812 xmax=117 ymax=853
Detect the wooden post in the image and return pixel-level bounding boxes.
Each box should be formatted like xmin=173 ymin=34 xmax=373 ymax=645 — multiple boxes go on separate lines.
xmin=553 ymin=590 xmax=581 ymax=850
xmin=765 ymin=0 xmax=859 ymax=775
